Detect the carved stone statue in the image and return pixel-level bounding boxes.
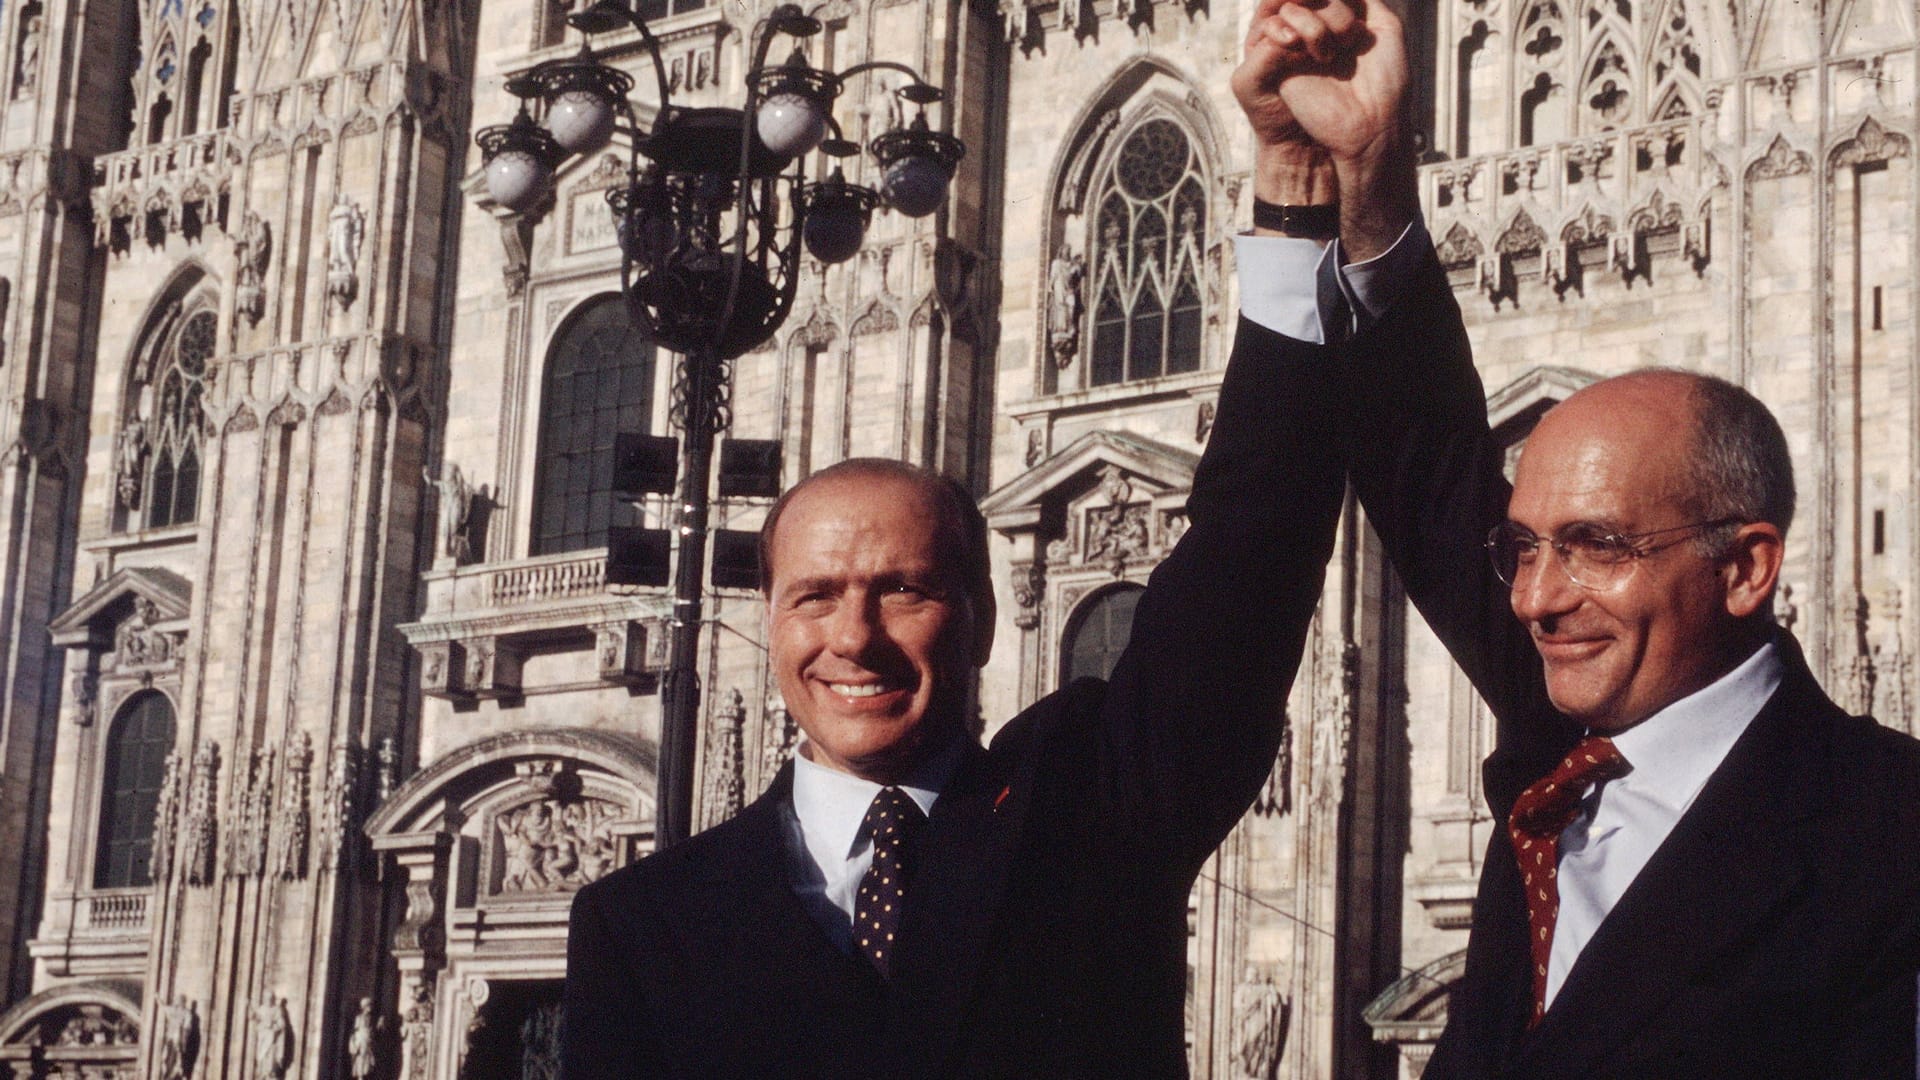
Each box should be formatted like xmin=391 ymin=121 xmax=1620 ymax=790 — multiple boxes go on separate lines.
xmin=401 ymin=977 xmax=435 ymax=1075
xmin=115 ymin=596 xmax=174 ymax=669
xmin=1047 ymin=249 xmax=1085 ymax=368
xmin=760 ymin=694 xmax=797 ymax=792
xmin=347 ymin=997 xmax=378 ymax=1080
xmin=157 ymin=996 xmax=201 ymax=1080
xmin=273 ymin=732 xmax=312 ymax=880
xmin=184 ymin=740 xmax=220 ymax=885
xmin=70 ymin=671 xmax=97 ymax=726
xmin=114 ymin=418 xmax=147 ymax=510
xmin=1232 ymin=968 xmax=1290 ymax=1080
xmin=703 ymin=689 xmax=747 ymax=823
xmin=13 ymin=14 xmax=42 ymax=99
xmin=232 ymin=744 xmax=276 ymax=878
xmin=327 ymin=198 xmax=366 ymax=310
xmin=152 ymin=751 xmax=184 ymax=880
xmin=424 ymin=464 xmax=473 ymax=565
xmin=318 ymin=742 xmax=358 ymax=870
xmin=253 ymin=995 xmax=293 ymax=1080
xmin=375 ymin=736 xmax=399 ymax=804
xmin=234 ymin=213 xmax=273 ymax=326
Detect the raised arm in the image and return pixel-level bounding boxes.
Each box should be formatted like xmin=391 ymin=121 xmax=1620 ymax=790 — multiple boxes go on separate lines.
xmin=1077 ymin=4 xmax=1394 ymax=859
xmin=1245 ymin=0 xmax=1571 ymax=806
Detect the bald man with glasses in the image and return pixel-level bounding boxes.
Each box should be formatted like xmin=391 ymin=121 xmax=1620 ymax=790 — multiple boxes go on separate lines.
xmin=1233 ymin=2 xmax=1920 ymax=1076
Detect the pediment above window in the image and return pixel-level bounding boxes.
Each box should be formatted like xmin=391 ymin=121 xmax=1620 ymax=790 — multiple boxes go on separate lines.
xmin=48 ymin=566 xmax=191 ymax=654
xmin=983 ymin=429 xmax=1198 ymax=598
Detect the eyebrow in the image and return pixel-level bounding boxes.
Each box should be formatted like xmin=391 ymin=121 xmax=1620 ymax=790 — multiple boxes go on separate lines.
xmin=775 ymin=569 xmax=951 ymax=598
xmin=1506 ymin=517 xmax=1634 ymax=536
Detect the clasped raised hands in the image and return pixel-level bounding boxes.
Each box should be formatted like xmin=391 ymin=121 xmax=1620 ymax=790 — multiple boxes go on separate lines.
xmin=1232 ymin=0 xmax=1414 ymax=258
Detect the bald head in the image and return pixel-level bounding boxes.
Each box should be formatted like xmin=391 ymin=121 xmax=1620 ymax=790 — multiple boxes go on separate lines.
xmin=1531 ymin=369 xmax=1795 ymax=553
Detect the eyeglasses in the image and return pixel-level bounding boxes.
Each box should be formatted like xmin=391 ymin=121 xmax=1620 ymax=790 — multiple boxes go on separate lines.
xmin=1484 ymin=517 xmax=1745 ymax=591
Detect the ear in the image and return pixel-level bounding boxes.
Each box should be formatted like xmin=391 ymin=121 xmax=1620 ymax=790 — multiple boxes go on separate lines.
xmin=1720 ymin=522 xmax=1784 ymax=619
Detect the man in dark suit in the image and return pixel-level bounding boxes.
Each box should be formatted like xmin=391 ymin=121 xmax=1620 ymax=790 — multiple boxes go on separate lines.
xmin=1236 ymin=2 xmax=1920 ymax=1075
xmin=559 ymin=130 xmax=1355 ymax=1072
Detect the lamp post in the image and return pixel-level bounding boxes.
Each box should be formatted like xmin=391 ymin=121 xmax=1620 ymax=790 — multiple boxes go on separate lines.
xmin=474 ymin=0 xmax=965 ymax=849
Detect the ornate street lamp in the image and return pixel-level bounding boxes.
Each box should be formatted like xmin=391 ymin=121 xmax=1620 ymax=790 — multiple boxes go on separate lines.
xmin=474 ymin=0 xmax=965 ymax=849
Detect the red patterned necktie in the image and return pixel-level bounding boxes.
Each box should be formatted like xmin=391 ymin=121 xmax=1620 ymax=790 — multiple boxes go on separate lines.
xmin=1506 ymin=736 xmax=1632 ymax=1029
xmin=853 ymin=787 xmax=924 ymax=979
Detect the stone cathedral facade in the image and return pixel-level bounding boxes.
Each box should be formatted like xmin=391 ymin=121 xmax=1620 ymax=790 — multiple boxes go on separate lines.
xmin=0 ymin=0 xmax=1907 ymax=1078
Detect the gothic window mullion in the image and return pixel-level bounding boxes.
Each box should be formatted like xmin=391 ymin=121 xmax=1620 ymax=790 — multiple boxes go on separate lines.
xmin=1083 ymin=115 xmax=1208 ymax=388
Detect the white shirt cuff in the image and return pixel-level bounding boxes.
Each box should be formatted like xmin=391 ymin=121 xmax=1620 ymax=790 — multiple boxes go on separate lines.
xmin=1234 ymin=233 xmax=1334 ymax=344
xmin=1334 ymin=218 xmax=1425 ymax=329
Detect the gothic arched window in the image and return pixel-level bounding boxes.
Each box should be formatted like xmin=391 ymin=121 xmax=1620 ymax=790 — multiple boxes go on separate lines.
xmin=1062 ymin=584 xmax=1145 ymax=685
xmin=117 ymin=301 xmax=212 ymax=532
xmin=1087 ymin=117 xmax=1207 ymax=387
xmin=95 ymin=691 xmax=175 ymax=889
xmin=532 ymin=297 xmax=657 ymax=555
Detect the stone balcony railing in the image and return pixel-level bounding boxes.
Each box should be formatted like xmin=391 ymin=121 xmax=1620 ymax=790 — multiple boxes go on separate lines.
xmin=399 ymin=549 xmax=670 ymax=701
xmin=90 ymin=130 xmax=236 ymax=252
xmin=92 ymin=130 xmax=231 ymax=189
xmin=82 ymin=891 xmax=148 ymax=932
xmin=487 ymin=551 xmax=611 ymax=607
xmin=1418 ymin=114 xmax=1717 ymax=304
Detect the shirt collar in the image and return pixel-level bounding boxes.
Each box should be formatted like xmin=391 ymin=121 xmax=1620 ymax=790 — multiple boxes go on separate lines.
xmin=789 ymin=739 xmax=958 ymax=860
xmin=1606 ymin=640 xmax=1783 ymax=814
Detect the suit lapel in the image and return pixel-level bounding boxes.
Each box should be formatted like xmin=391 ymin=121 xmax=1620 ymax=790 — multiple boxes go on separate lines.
xmin=881 ymin=740 xmax=1032 ymax=1074
xmin=1512 ymin=664 xmax=1829 ymax=1071
xmin=678 ymin=767 xmax=879 ymax=1002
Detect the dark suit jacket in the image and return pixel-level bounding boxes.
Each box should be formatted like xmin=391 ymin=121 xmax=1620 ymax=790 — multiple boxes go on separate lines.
xmin=561 ymin=319 xmax=1351 ymax=1079
xmin=1335 ymin=243 xmax=1920 ymax=1078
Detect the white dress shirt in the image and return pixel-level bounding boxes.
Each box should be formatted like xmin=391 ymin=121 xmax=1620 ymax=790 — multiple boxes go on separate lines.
xmin=1547 ymin=641 xmax=1780 ymax=1005
xmin=781 ymin=742 xmax=957 ymax=952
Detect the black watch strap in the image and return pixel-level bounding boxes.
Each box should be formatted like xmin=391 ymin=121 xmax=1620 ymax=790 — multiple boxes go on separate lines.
xmin=1253 ymin=198 xmax=1339 ymax=240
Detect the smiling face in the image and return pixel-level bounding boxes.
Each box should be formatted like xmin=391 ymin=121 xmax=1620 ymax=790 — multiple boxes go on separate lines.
xmin=1507 ymin=374 xmax=1764 ymax=732
xmin=765 ymin=471 xmax=990 ymax=782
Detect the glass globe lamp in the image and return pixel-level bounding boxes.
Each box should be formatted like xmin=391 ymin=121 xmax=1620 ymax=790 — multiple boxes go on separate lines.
xmin=870 ymin=112 xmax=965 ymax=220
xmin=476 ymin=110 xmax=564 ymax=213
xmin=753 ymin=50 xmax=840 ymax=159
xmin=549 ymin=88 xmax=617 ymax=155
xmin=881 ymin=156 xmax=951 ymax=218
xmin=800 ymin=170 xmax=880 ymax=264
xmin=756 ymin=93 xmax=829 ymax=159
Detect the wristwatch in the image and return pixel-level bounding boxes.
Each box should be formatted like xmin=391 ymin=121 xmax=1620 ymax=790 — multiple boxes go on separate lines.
xmin=1253 ymin=198 xmax=1338 ymax=241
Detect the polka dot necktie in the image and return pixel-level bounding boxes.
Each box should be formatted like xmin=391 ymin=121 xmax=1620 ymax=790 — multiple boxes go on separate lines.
xmin=1506 ymin=735 xmax=1631 ymax=1029
xmin=853 ymin=786 xmax=924 ymax=979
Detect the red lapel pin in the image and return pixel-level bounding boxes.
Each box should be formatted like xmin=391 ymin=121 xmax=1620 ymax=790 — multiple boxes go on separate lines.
xmin=993 ymin=785 xmax=1011 ymax=810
